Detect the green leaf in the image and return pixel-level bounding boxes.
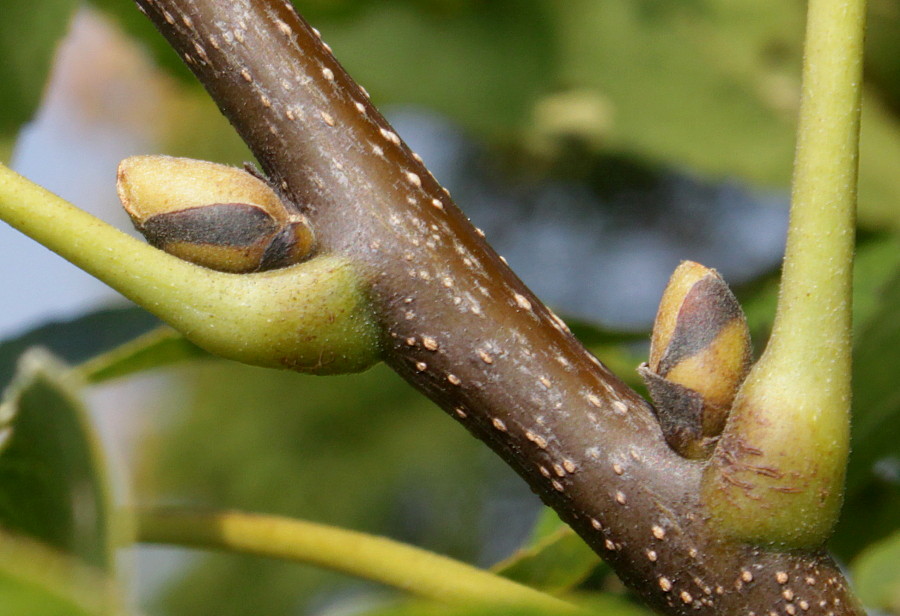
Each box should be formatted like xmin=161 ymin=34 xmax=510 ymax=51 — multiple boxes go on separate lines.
xmin=858 ymin=99 xmax=900 ymax=231
xmin=831 ymin=263 xmax=900 ymax=559
xmin=493 ymin=508 xmax=605 ymax=594
xmin=78 ymin=326 xmax=210 ymax=384
xmin=0 ymin=137 xmax=13 ymax=164
xmin=292 ymin=0 xmax=554 ymax=139
xmin=864 ymin=1 xmax=900 ymax=127
xmin=851 ymin=234 xmax=900 ymax=331
xmin=566 ymin=320 xmax=647 ymax=349
xmin=150 ymin=363 xmax=531 ymax=616
xmin=565 ymin=320 xmax=647 ymax=391
xmin=0 ymin=306 xmax=161 ymax=391
xmin=852 ymin=529 xmax=900 ymax=615
xmin=0 ymin=350 xmax=115 ymax=570
xmin=552 ymin=0 xmax=799 ymax=185
xmin=548 ymin=0 xmax=900 ymax=231
xmin=0 ymin=0 xmax=78 ymax=137
xmin=846 ymin=266 xmax=900 ymax=493
xmin=0 ymin=529 xmax=116 ymax=616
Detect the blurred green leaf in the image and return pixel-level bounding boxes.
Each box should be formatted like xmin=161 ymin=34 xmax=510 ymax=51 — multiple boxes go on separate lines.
xmin=0 ymin=529 xmax=117 ymax=616
xmin=846 ymin=266 xmax=900 ymax=492
xmin=0 ymin=575 xmax=98 ymax=616
xmin=158 ymin=90 xmax=255 ymax=164
xmin=548 ymin=0 xmax=900 ymax=231
xmin=832 ymin=263 xmax=900 ymax=558
xmin=566 ymin=320 xmax=647 ymax=349
xmin=493 ymin=508 xmax=605 ymax=594
xmin=0 ymin=0 xmax=78 ymax=137
xmin=857 ymin=100 xmax=900 ymax=231
xmin=733 ymin=271 xmax=779 ymax=355
xmin=852 ymin=234 xmax=900 ymax=330
xmin=0 ymin=350 xmax=115 ymax=570
xmin=0 ymin=305 xmax=161 ymax=391
xmin=78 ymin=326 xmax=210 ymax=384
xmin=852 ymin=529 xmax=900 ymax=615
xmin=566 ymin=320 xmax=647 ymax=391
xmin=834 ymin=482 xmax=900 ymax=565
xmin=0 ymin=137 xmax=13 ymax=164
xmin=865 ymin=0 xmax=900 ymax=115
xmin=551 ymin=0 xmax=799 ymax=185
xmin=296 ymin=0 xmax=554 ymax=139
xmin=528 ymin=507 xmax=574 ymax=545
xmin=147 ymin=361 xmax=540 ymax=616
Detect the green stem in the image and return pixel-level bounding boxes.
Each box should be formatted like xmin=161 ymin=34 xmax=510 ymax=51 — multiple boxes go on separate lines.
xmin=702 ymin=0 xmax=866 ymax=546
xmin=773 ymin=0 xmax=864 ymax=371
xmin=0 ymin=163 xmax=380 ymax=374
xmin=134 ymin=507 xmax=577 ymax=613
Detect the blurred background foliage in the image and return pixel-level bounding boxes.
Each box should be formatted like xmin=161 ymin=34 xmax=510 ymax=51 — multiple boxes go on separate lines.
xmin=0 ymin=0 xmax=898 ymax=615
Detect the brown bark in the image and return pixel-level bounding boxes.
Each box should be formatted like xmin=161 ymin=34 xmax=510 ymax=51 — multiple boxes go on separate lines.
xmin=133 ymin=1 xmax=862 ymax=614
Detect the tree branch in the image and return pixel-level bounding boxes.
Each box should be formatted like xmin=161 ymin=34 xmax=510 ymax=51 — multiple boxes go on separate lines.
xmin=126 ymin=1 xmax=863 ymax=613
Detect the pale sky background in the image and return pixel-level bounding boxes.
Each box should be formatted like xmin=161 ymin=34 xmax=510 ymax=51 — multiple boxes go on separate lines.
xmin=2 ymin=8 xmax=165 ymax=340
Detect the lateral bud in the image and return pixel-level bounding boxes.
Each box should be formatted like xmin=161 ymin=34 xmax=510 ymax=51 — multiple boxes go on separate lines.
xmin=639 ymin=261 xmax=752 ymax=458
xmin=117 ymin=155 xmax=314 ymax=273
